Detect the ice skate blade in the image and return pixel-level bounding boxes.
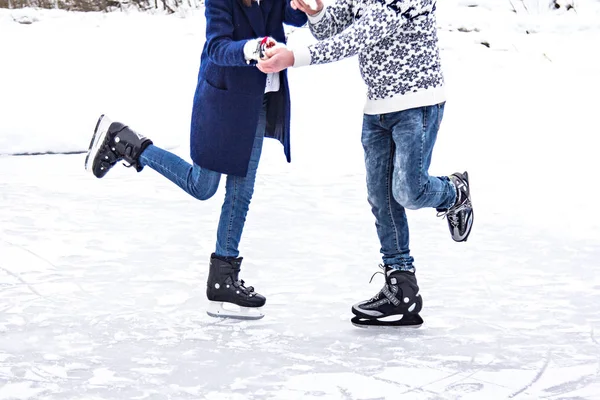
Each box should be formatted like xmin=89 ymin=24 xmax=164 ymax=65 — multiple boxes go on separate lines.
xmin=85 ymin=114 xmax=112 ymax=173
xmin=206 ymin=301 xmax=264 ymax=320
xmin=351 ymin=314 xmax=423 ymax=329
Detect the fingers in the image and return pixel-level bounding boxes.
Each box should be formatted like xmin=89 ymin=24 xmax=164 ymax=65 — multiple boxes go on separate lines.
xmin=259 ymin=37 xmax=279 ymax=60
xmin=264 ymin=37 xmax=277 ymax=49
xmin=258 ymin=56 xmax=276 ymax=73
xmin=301 ymin=0 xmax=320 ymax=12
xmin=257 ymin=60 xmax=275 ymax=74
xmin=264 ymin=46 xmax=285 ymax=59
xmin=257 ymin=54 xmax=285 ymax=73
xmin=257 ymin=62 xmax=268 ymax=74
xmin=291 ymin=0 xmax=312 ymax=13
xmin=257 ymin=48 xmax=293 ymax=73
xmin=257 ymin=63 xmax=276 ymax=74
xmin=299 ymin=0 xmax=312 ymax=11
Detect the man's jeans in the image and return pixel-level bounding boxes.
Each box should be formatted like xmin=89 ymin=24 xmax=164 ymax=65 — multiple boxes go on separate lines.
xmin=361 ymin=103 xmax=456 ymax=270
xmin=138 ymin=102 xmax=266 ymax=258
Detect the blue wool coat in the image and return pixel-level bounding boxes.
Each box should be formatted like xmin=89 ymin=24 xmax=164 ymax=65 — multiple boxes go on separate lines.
xmin=190 ymin=0 xmax=307 ymax=177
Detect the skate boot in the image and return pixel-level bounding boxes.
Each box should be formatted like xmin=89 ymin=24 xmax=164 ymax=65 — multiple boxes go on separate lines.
xmin=206 ymin=253 xmax=266 ymax=320
xmin=351 ymin=266 xmax=423 ymax=328
xmin=438 ymin=171 xmax=474 ymax=242
xmin=85 ymin=114 xmax=153 ymax=179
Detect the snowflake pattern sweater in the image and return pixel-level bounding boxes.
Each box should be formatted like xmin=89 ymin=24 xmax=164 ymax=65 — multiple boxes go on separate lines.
xmin=292 ymin=0 xmax=445 ymax=115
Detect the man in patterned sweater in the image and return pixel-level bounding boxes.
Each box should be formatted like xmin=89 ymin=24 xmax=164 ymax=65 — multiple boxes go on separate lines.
xmin=258 ymin=0 xmax=474 ymax=327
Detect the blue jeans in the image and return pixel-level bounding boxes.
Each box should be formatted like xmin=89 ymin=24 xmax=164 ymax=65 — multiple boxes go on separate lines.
xmin=138 ymin=101 xmax=266 ymax=258
xmin=362 ymin=103 xmax=456 ymax=270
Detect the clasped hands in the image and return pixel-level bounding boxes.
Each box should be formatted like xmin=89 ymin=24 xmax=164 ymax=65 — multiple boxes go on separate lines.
xmin=256 ymin=0 xmax=324 ymax=73
xmin=255 ymin=38 xmax=294 ymax=74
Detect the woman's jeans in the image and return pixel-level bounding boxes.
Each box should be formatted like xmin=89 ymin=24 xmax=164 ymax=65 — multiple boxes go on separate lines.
xmin=138 ymin=103 xmax=266 ymax=258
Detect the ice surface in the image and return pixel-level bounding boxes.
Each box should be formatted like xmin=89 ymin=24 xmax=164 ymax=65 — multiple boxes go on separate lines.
xmin=1 ymin=3 xmax=599 ymax=399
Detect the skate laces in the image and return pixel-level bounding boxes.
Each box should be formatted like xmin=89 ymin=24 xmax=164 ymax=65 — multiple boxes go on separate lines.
xmin=437 ymin=178 xmax=471 ymax=227
xmin=367 ymin=265 xmax=389 ymax=302
xmin=438 ymin=201 xmax=470 ymax=225
xmin=369 ymin=265 xmax=386 ymax=284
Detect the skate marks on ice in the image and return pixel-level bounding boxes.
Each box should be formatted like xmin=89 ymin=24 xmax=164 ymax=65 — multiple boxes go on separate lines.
xmin=3 ymin=301 xmax=599 ymax=400
xmin=1 ymin=156 xmax=600 ymax=399
xmin=268 ymin=353 xmax=600 ymax=399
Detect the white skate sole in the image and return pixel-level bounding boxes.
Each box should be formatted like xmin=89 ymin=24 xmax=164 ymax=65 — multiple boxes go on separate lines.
xmin=206 ymin=301 xmax=264 ymax=320
xmin=351 ymin=314 xmax=423 ymax=329
xmin=85 ymin=114 xmax=113 ymax=173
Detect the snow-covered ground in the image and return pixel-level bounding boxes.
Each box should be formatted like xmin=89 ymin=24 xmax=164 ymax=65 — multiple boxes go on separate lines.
xmin=1 ymin=2 xmax=600 ymax=399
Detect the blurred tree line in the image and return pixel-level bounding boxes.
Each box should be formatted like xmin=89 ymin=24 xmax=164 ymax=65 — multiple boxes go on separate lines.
xmin=0 ymin=0 xmax=203 ymax=12
xmin=0 ymin=0 xmax=578 ymax=14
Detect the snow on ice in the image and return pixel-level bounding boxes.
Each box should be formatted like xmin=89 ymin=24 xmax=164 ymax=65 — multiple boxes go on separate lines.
xmin=1 ymin=1 xmax=599 ymax=399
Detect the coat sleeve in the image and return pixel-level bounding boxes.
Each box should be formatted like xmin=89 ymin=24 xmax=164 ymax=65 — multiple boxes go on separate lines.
xmin=284 ymin=0 xmax=309 ymax=28
xmin=204 ymin=0 xmax=252 ymax=67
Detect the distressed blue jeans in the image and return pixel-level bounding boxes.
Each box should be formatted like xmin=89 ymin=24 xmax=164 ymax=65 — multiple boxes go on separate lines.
xmin=138 ymin=101 xmax=266 ymax=258
xmin=362 ymin=103 xmax=456 ymax=270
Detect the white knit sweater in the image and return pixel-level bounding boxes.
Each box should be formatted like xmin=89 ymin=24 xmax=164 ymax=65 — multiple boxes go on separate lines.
xmin=292 ymin=0 xmax=446 ymax=115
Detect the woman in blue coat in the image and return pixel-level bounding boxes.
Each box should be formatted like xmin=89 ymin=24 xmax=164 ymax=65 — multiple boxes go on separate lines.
xmin=84 ymin=0 xmax=307 ymax=320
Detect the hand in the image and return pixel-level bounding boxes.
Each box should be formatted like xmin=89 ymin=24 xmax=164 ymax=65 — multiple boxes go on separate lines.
xmin=260 ymin=38 xmax=287 ymax=60
xmin=257 ymin=47 xmax=295 ymax=73
xmin=290 ymin=0 xmax=324 ymax=16
xmin=261 ymin=37 xmax=277 ymax=59
xmin=244 ymin=37 xmax=284 ymax=62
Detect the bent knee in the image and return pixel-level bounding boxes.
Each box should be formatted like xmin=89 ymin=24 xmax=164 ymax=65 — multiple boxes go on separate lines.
xmin=189 ymin=183 xmax=219 ymax=201
xmin=192 ymin=191 xmax=215 ymax=201
xmin=187 ymin=165 xmax=220 ymax=201
xmin=393 ymin=185 xmax=425 ymax=210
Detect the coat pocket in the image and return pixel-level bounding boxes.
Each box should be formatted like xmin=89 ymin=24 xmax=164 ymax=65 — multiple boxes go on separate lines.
xmin=190 ymin=79 xmax=262 ymax=176
xmin=203 ymin=77 xmax=228 ymax=92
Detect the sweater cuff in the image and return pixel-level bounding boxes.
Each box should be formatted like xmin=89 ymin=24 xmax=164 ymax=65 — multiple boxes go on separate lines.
xmin=292 ymin=46 xmax=312 ymax=68
xmin=307 ymin=6 xmax=326 ymax=24
xmin=244 ymin=39 xmax=260 ymax=62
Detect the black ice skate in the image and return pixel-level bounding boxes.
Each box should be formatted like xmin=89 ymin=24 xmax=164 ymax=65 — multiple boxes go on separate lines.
xmin=84 ymin=115 xmax=153 ymax=179
xmin=438 ymin=171 xmax=474 ymax=242
xmin=351 ymin=266 xmax=423 ymax=328
xmin=206 ymin=254 xmax=266 ymax=320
